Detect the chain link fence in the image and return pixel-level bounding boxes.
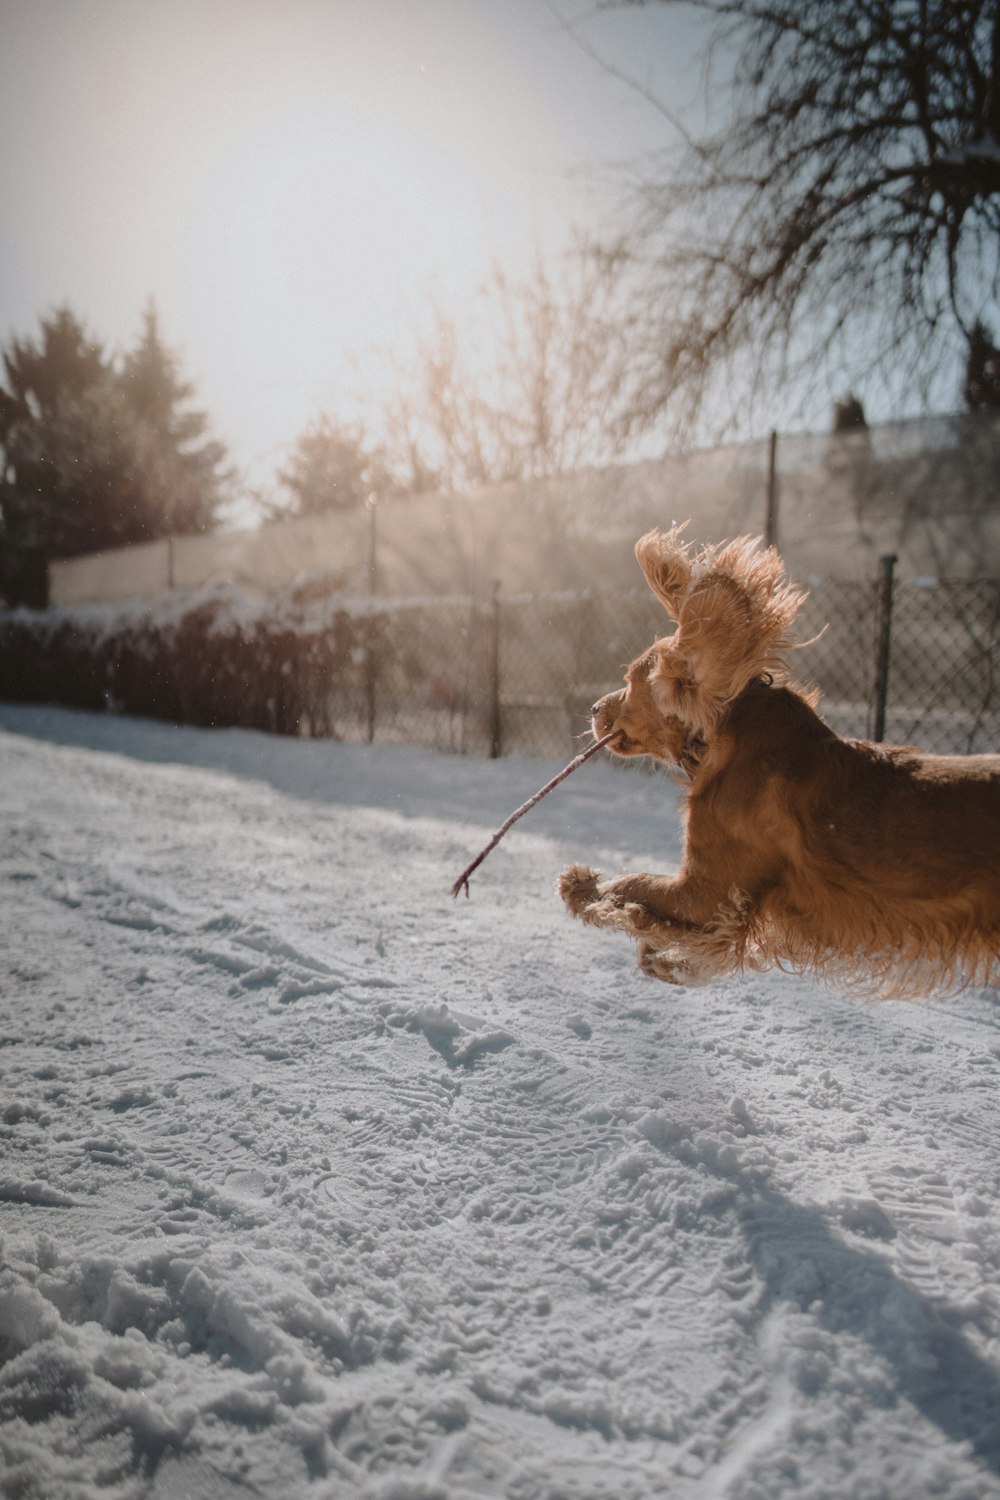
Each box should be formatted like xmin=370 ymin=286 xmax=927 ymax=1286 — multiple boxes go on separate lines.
xmin=1 ymin=566 xmax=997 ymax=757
xmin=254 ymin=570 xmax=1000 ymax=756
xmin=375 ymin=567 xmax=1000 ymax=759
xmin=484 ymin=573 xmax=999 ymax=758
xmin=23 ymin=408 xmax=998 ymax=756
xmin=872 ymin=577 xmax=1000 ymax=752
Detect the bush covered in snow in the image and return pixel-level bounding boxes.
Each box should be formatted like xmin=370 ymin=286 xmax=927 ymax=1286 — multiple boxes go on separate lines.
xmin=0 ymin=580 xmax=490 ymax=745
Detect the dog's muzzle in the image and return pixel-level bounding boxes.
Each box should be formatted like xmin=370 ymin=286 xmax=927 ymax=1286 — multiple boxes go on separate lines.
xmin=591 ymin=689 xmax=628 ymax=749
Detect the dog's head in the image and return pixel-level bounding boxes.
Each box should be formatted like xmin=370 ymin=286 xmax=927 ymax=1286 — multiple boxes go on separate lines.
xmin=594 ymin=526 xmax=807 ymax=761
xmin=591 ymin=649 xmax=693 ymax=765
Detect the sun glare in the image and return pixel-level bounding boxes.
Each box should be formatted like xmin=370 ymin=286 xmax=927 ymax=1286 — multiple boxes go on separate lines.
xmin=151 ymin=71 xmax=545 ymax=477
xmin=189 ymin=97 xmax=496 ymax=308
xmin=3 ymin=0 xmax=667 ymax=486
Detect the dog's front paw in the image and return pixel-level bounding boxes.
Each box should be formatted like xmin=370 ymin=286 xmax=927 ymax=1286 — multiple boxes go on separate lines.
xmin=559 ymin=867 xmax=655 ymax=935
xmin=558 ymin=863 xmax=603 ymax=917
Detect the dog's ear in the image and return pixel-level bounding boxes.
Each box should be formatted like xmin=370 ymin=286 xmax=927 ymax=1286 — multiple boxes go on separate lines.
xmin=647 ymin=536 xmax=806 ymax=738
xmin=634 ymin=527 xmax=692 ymax=621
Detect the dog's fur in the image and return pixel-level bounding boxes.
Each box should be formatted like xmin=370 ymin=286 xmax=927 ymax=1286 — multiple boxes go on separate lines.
xmin=559 ymin=527 xmax=1000 ymax=996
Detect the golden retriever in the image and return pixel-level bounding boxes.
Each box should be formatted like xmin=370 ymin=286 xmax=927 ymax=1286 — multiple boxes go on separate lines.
xmin=559 ymin=527 xmax=1000 ymax=996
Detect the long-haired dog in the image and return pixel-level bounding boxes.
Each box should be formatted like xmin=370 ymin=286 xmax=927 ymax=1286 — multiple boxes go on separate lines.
xmin=559 ymin=527 xmax=1000 ymax=997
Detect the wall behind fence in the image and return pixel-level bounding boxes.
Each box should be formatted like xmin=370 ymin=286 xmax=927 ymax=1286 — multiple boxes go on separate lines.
xmin=47 ymin=414 xmax=1000 ymax=609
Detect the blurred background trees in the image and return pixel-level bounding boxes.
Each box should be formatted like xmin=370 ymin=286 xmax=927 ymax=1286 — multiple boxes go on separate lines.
xmin=0 ymin=303 xmax=230 ymax=604
xmin=963 ymin=318 xmax=1000 ymax=413
xmin=5 ymin=0 xmax=1000 ymax=610
xmin=119 ymin=303 xmax=231 ymax=535
xmin=364 ymin=254 xmax=632 ymax=493
xmin=267 ymin=414 xmax=388 ymax=520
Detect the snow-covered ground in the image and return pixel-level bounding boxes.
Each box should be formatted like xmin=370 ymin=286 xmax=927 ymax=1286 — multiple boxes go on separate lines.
xmin=2 ymin=702 xmax=1000 ymax=1500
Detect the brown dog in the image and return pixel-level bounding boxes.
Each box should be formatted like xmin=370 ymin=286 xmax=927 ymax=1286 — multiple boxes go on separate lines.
xmin=559 ymin=527 xmax=1000 ymax=996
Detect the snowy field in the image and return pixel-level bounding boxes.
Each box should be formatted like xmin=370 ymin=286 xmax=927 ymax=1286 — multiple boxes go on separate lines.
xmin=2 ymin=701 xmax=1000 ymax=1500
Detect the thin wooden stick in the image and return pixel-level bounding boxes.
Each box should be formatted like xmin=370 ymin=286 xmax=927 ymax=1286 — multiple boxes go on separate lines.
xmin=451 ymin=732 xmax=617 ymax=899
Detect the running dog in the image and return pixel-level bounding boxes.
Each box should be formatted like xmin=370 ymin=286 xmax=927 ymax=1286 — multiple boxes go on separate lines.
xmin=559 ymin=527 xmax=1000 ymax=996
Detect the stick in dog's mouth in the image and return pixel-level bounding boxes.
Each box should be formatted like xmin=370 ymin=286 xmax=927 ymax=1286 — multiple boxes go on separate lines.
xmin=451 ymin=731 xmax=618 ymax=899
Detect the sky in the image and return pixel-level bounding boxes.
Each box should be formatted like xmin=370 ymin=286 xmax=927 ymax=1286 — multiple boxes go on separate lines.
xmin=0 ymin=0 xmax=705 ymax=499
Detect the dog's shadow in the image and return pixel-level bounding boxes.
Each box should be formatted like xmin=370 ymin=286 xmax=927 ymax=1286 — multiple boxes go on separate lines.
xmin=736 ymin=1184 xmax=1000 ymax=1471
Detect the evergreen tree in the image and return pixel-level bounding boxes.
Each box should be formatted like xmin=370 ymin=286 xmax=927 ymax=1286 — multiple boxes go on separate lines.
xmin=0 ymin=304 xmax=229 ymax=601
xmin=275 ymin=414 xmax=386 ymax=517
xmin=0 ymin=306 xmax=131 ymax=564
xmin=832 ymin=395 xmax=868 ymax=433
xmin=119 ymin=301 xmax=229 ymax=533
xmin=963 ymin=320 xmax=1000 ymax=413
xmin=1 ymin=305 xmax=108 ymax=419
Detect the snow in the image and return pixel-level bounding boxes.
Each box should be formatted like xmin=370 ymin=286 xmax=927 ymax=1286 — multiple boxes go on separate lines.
xmin=2 ymin=701 xmax=1000 ymax=1500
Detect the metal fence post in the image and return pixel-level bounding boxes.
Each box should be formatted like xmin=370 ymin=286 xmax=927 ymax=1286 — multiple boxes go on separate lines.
xmin=872 ymin=553 xmax=897 ymax=742
xmin=366 ymin=492 xmax=379 ymax=595
xmin=489 ymin=579 xmax=502 ymax=759
xmin=764 ymin=429 xmax=779 ymax=549
xmin=364 ymin=493 xmax=378 ymax=743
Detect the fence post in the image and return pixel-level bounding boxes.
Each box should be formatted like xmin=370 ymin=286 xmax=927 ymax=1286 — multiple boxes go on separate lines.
xmin=364 ymin=494 xmax=378 ymax=743
xmin=366 ymin=492 xmax=379 ymax=594
xmin=764 ymin=429 xmax=779 ymax=549
xmin=872 ymin=553 xmax=897 ymax=742
xmin=488 ymin=579 xmax=502 ymax=759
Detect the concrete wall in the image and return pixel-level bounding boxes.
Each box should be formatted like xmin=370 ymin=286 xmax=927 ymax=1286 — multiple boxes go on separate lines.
xmin=50 ymin=537 xmax=172 ymax=606
xmin=47 ymin=417 xmax=1000 ymax=608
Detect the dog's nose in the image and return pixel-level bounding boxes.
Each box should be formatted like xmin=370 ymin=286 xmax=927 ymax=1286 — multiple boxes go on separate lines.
xmin=592 ymin=689 xmax=622 ymax=718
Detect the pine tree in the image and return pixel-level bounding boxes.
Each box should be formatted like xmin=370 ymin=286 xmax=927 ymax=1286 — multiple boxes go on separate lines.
xmin=1 ymin=305 xmax=108 ymax=419
xmin=119 ymin=301 xmax=229 ymax=534
xmin=0 ymin=306 xmax=129 ymax=564
xmin=832 ymin=395 xmax=868 ymax=434
xmin=276 ymin=414 xmax=386 ymax=517
xmin=0 ymin=304 xmax=230 ymax=602
xmin=963 ymin=321 xmax=1000 ymax=414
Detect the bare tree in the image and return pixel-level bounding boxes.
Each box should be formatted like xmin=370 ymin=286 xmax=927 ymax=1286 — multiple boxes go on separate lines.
xmin=367 ymin=253 xmax=632 ymax=492
xmin=585 ymin=0 xmax=1000 ymax=436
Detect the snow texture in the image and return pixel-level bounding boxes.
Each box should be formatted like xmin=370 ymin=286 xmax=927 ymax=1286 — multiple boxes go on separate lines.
xmin=1 ymin=701 xmax=999 ymax=1499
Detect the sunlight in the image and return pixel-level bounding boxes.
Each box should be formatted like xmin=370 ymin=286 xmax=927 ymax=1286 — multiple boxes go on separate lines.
xmin=185 ymin=95 xmax=498 ymax=313
xmin=2 ymin=0 xmax=692 ymax=487
xmin=154 ymin=77 xmax=542 ymax=478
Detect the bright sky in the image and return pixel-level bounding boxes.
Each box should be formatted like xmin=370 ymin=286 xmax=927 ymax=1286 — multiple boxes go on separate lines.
xmin=0 ymin=0 xmax=703 ymax=494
